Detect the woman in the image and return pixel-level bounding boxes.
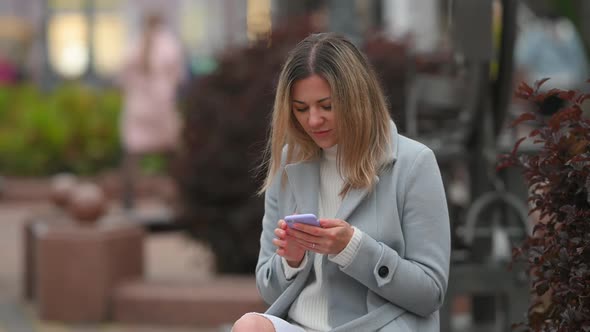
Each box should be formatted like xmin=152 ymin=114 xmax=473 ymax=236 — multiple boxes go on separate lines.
xmin=233 ymin=33 xmax=450 ymax=332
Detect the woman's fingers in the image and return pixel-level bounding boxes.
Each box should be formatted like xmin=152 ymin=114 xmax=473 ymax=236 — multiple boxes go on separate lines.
xmin=291 ymin=223 xmax=323 ymax=235
xmin=274 ymin=228 xmax=286 ymax=239
xmin=287 ymin=228 xmax=322 ymax=247
xmin=293 ymin=237 xmax=322 ymax=252
xmin=275 ymin=218 xmax=351 ymax=255
xmin=290 ymin=221 xmax=353 ymax=255
xmin=272 ymin=238 xmax=286 ymax=248
xmin=275 ymin=235 xmax=307 ymax=263
xmin=278 ymin=219 xmax=288 ymax=229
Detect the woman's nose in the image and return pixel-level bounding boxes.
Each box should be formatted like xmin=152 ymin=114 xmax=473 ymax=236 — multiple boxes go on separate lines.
xmin=308 ymin=108 xmax=324 ymax=127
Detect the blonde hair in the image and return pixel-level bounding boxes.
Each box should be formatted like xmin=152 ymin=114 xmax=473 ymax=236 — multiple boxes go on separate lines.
xmin=259 ymin=33 xmax=392 ymax=195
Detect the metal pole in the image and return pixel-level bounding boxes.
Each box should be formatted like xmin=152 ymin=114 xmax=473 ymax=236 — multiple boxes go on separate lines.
xmin=40 ymin=0 xmax=53 ymax=91
xmin=492 ymin=0 xmax=518 ymax=137
xmin=84 ymin=0 xmax=95 ymax=84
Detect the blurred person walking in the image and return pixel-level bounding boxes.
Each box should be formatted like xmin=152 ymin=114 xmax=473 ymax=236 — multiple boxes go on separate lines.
xmin=502 ymin=3 xmax=589 ymax=140
xmin=118 ymin=12 xmax=185 ymax=210
xmin=514 ymin=5 xmax=588 ymax=94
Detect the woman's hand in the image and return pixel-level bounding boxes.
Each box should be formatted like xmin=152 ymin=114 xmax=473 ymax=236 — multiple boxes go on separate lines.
xmin=288 ymin=218 xmax=354 ymax=255
xmin=272 ymin=219 xmax=306 ymax=267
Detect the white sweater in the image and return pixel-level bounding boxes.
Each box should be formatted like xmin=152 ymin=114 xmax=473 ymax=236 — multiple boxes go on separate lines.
xmin=281 ymin=146 xmax=363 ymax=331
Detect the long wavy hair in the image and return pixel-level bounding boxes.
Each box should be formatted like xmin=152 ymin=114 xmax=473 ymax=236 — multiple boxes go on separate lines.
xmin=259 ymin=32 xmax=392 ymax=195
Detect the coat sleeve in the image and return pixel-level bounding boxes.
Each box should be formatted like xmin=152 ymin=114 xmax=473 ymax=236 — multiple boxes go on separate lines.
xmin=255 ymin=170 xmax=298 ymax=305
xmin=340 ymin=148 xmax=451 ymax=317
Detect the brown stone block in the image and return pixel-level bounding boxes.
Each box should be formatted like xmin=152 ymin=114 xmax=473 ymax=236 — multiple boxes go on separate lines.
xmin=113 ymin=277 xmax=267 ymax=327
xmin=23 ymin=219 xmax=37 ymax=301
xmin=35 ymin=221 xmax=144 ymax=322
xmin=22 ymin=211 xmax=69 ymax=301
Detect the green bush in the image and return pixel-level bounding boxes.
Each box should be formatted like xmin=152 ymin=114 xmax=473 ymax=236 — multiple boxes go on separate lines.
xmin=0 ymin=83 xmax=122 ymax=176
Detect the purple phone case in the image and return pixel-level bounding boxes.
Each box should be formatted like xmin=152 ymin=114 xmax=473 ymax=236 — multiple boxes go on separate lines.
xmin=284 ymin=214 xmax=320 ymax=228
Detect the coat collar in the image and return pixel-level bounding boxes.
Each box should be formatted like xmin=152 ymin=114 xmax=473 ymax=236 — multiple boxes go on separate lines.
xmin=284 ymin=120 xmax=399 ymax=221
xmin=385 ymin=120 xmax=399 ymax=165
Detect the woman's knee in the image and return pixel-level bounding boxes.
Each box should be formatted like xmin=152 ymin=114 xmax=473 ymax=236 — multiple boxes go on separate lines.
xmin=232 ymin=313 xmax=274 ymax=332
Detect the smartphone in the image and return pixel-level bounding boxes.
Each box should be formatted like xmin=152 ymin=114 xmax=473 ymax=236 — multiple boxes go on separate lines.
xmin=284 ymin=214 xmax=321 ymax=228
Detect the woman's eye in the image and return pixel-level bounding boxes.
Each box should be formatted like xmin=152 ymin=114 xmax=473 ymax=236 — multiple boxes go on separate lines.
xmin=322 ymin=105 xmax=332 ymax=110
xmin=294 ymin=107 xmax=309 ymax=112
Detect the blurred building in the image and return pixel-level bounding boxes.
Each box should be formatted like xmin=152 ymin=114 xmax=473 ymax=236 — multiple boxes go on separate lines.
xmin=0 ymin=0 xmax=457 ymax=86
xmin=0 ymin=0 xmax=252 ymax=86
xmin=383 ymin=0 xmax=442 ymax=54
xmin=270 ymin=0 xmax=445 ymax=52
xmin=1 ymin=0 xmax=588 ymax=88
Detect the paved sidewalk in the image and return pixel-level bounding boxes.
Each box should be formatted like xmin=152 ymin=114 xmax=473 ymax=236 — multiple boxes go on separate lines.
xmin=0 ymin=201 xmax=224 ymax=332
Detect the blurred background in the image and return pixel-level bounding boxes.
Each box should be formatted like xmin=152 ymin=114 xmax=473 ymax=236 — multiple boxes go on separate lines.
xmin=0 ymin=0 xmax=589 ymax=331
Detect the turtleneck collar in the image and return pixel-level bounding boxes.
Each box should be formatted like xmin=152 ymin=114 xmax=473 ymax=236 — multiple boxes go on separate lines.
xmin=322 ymin=145 xmax=338 ymax=161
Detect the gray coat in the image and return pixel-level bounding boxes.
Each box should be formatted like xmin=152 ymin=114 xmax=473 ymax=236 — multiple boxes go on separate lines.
xmin=256 ymin=122 xmax=451 ymax=331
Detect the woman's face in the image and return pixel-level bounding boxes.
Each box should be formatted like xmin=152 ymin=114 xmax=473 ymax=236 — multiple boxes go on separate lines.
xmin=291 ymin=74 xmax=338 ymax=149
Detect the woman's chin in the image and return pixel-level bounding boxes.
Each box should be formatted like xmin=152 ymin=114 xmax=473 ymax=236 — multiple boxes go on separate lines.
xmin=315 ymin=141 xmax=337 ymax=149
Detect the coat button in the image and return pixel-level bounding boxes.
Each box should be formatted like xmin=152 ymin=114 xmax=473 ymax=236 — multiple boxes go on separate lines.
xmin=378 ymin=266 xmax=389 ymax=278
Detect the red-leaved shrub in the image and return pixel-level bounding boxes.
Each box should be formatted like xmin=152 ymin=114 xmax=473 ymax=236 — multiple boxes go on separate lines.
xmin=499 ymin=78 xmax=590 ymax=331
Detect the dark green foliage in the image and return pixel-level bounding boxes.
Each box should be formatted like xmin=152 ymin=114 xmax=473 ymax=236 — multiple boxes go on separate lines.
xmin=499 ymin=79 xmax=590 ymax=331
xmin=177 ymin=20 xmax=409 ymax=274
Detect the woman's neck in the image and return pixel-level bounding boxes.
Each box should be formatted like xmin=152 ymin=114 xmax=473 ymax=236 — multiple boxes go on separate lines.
xmin=322 ymin=145 xmax=338 ymax=161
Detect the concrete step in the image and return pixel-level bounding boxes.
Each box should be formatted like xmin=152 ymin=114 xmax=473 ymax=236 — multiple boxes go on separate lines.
xmin=112 ymin=277 xmax=267 ymax=327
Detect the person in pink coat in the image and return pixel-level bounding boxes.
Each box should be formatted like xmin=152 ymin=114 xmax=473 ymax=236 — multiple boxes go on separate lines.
xmin=119 ymin=12 xmax=185 ymax=209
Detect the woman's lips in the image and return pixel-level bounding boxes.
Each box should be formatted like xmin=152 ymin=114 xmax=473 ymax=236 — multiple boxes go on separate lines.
xmin=312 ymin=129 xmax=331 ymax=138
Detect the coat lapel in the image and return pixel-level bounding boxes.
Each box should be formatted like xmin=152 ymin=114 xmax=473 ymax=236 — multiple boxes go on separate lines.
xmin=285 ymin=160 xmax=320 ymax=216
xmin=265 ymin=255 xmax=314 ymax=316
xmin=334 ymin=179 xmax=376 ymax=222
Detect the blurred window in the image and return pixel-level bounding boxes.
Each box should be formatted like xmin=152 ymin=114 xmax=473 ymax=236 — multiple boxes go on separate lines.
xmin=48 ymin=12 xmax=89 ymax=78
xmin=93 ymin=11 xmax=125 ymax=76
xmin=47 ymin=0 xmax=126 ymax=79
xmin=50 ymin=0 xmax=84 ymax=10
xmin=180 ymin=1 xmax=207 ymax=51
xmin=247 ymin=0 xmax=271 ymax=42
xmin=179 ymin=1 xmax=216 ymax=76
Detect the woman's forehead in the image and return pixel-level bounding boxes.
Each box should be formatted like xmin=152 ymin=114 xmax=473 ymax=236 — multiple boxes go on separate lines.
xmin=291 ymin=75 xmax=331 ymax=100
